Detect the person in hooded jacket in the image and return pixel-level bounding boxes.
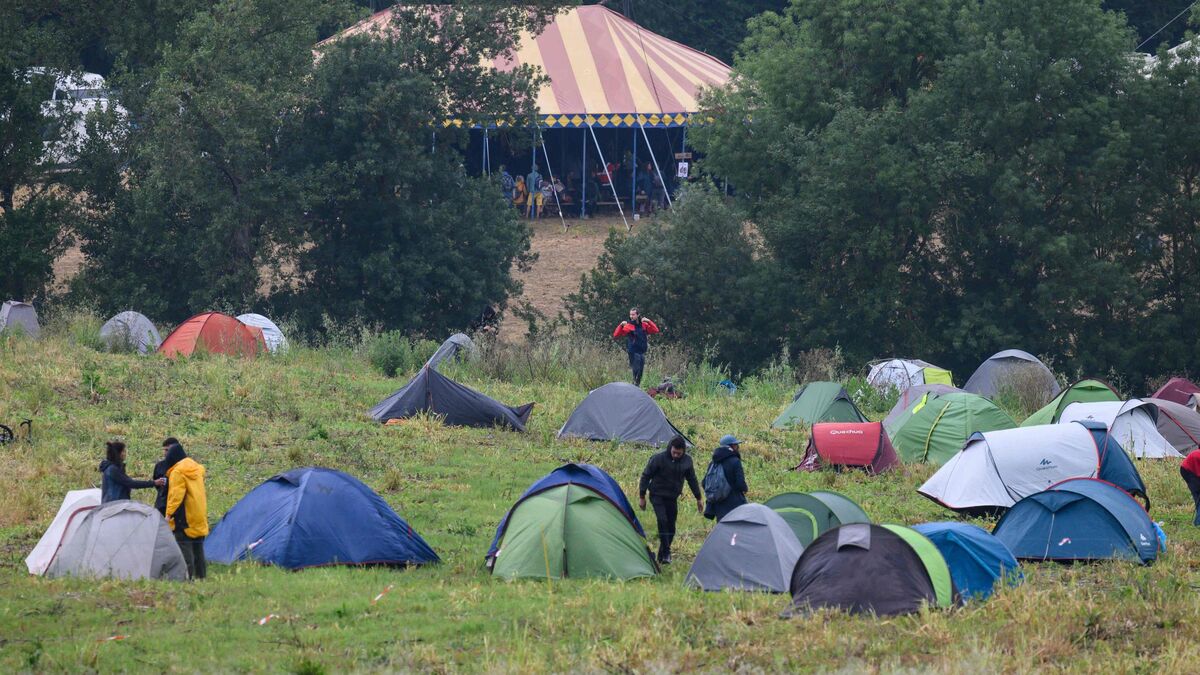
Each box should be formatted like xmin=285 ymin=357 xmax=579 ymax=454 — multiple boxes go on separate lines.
xmin=612 ymin=307 xmax=660 ymax=386
xmin=99 ymin=440 xmax=164 ymax=503
xmin=163 ymin=440 xmax=209 ymax=579
xmin=703 ymin=434 xmax=748 ymax=522
xmin=152 ymin=437 xmax=179 ymax=515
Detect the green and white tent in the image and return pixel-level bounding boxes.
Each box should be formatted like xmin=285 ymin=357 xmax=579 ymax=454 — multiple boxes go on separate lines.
xmin=771 ymin=382 xmax=867 ymax=430
xmin=1020 ymin=379 xmax=1120 ymax=427
xmin=885 ymin=392 xmax=1016 ymax=465
xmin=764 ymin=491 xmax=870 ymax=545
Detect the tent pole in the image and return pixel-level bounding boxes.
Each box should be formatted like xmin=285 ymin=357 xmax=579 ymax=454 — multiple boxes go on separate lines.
xmin=640 ymin=123 xmax=673 ymax=211
xmin=580 ymin=127 xmax=587 ymax=218
xmin=541 ymin=139 xmax=567 ymax=232
xmin=589 ymin=124 xmax=629 ymax=231
xmin=630 ymin=125 xmax=638 ymax=214
xmin=483 ymin=127 xmax=489 ymax=176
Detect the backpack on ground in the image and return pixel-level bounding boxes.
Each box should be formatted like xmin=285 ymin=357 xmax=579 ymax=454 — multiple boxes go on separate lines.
xmin=703 ymin=460 xmax=732 ymax=504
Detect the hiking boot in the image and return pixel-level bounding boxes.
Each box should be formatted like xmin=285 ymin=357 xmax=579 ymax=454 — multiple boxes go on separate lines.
xmin=658 ymin=552 xmax=672 ymax=565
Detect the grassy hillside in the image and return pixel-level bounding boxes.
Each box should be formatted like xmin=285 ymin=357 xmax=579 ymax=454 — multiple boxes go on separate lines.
xmin=1 ymin=316 xmax=1199 ymax=673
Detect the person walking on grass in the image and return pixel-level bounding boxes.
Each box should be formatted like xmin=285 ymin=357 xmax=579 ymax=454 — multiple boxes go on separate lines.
xmin=1181 ymin=449 xmax=1200 ymax=526
xmin=163 ymin=440 xmax=209 ymax=579
xmin=526 ymin=165 xmax=543 ymax=219
xmin=703 ymin=434 xmax=748 ymax=522
xmin=639 ymin=436 xmax=702 ymax=565
xmin=612 ymin=307 xmax=659 ymax=386
xmin=99 ymin=441 xmax=165 ymax=503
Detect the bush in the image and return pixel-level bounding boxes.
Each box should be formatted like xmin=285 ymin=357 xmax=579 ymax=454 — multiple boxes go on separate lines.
xmin=367 ymin=332 xmax=438 ymax=378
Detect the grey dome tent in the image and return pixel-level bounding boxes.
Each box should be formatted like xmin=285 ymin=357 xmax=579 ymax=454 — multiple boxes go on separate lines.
xmin=1141 ymin=398 xmax=1200 ymax=453
xmin=236 ymin=313 xmax=287 ymax=352
xmin=45 ymin=500 xmax=187 ymax=581
xmin=424 ymin=333 xmax=476 ymax=371
xmin=0 ymin=300 xmax=39 ymax=338
xmin=557 ymin=382 xmax=689 ymax=447
xmin=100 ymin=311 xmax=161 ymax=354
xmin=1059 ymin=400 xmax=1180 ymax=459
xmin=685 ymin=504 xmax=803 ymax=593
xmin=962 ymin=349 xmax=1060 ymax=400
xmin=370 ymin=366 xmax=534 ymax=431
xmin=26 ymin=488 xmax=100 ymax=575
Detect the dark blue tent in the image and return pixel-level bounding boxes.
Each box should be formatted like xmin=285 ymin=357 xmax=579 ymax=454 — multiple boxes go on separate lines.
xmin=992 ymin=478 xmax=1159 ymax=564
xmin=486 ymin=463 xmax=642 ymax=559
xmin=1078 ymin=420 xmax=1149 ymax=508
xmin=912 ymin=522 xmax=1020 ymax=600
xmin=205 ymin=467 xmax=439 ymax=569
xmin=370 ymin=367 xmax=534 ymax=431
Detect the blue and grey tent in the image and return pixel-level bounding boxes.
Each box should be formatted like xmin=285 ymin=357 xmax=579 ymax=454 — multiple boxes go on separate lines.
xmin=992 ymin=478 xmax=1159 ymax=564
xmin=912 ymin=522 xmax=1020 ymax=600
xmin=205 ymin=467 xmax=439 ymax=569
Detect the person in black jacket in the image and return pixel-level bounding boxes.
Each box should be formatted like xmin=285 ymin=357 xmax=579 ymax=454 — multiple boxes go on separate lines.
xmin=703 ymin=434 xmax=748 ymax=522
xmin=638 ymin=436 xmax=702 ymax=564
xmin=99 ymin=440 xmax=164 ymax=503
xmin=152 ymin=437 xmax=180 ymax=515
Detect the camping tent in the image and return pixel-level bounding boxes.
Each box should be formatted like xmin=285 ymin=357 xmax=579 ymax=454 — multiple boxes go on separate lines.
xmin=882 ymin=383 xmax=964 ymax=429
xmin=993 ymin=478 xmax=1158 ymax=564
xmin=158 ymin=312 xmax=263 ymax=358
xmin=796 ymin=422 xmax=899 ymax=474
xmin=45 ymin=500 xmax=187 ymax=581
xmin=1060 ymin=400 xmax=1180 ymax=459
xmin=557 ymin=382 xmax=688 ymax=447
xmin=885 ymin=391 xmax=1017 ymax=465
xmin=205 ymin=467 xmax=438 ymax=569
xmin=0 ymin=300 xmax=40 ymax=338
xmin=1141 ymin=398 xmax=1200 ymax=453
xmin=764 ymin=491 xmax=870 ymax=546
xmin=100 ymin=311 xmax=161 ymax=354
xmin=236 ymin=313 xmax=288 ymax=352
xmin=867 ymin=359 xmax=953 ymax=393
xmin=1020 ymin=379 xmax=1120 ymax=427
xmin=487 ymin=464 xmax=655 ymax=580
xmin=25 ymin=488 xmax=101 ymax=575
xmin=911 ymin=522 xmax=1019 ymax=600
xmin=962 ymin=349 xmax=1060 ymax=400
xmin=370 ymin=366 xmax=534 ymax=431
xmin=685 ymin=504 xmax=802 ymax=593
xmin=918 ymin=421 xmax=1147 ymax=515
xmin=786 ymin=523 xmax=954 ymax=616
xmin=771 ymin=382 xmax=867 ymax=430
xmin=1151 ymin=377 xmax=1200 ymax=407
xmin=424 ymin=333 xmax=476 ymax=370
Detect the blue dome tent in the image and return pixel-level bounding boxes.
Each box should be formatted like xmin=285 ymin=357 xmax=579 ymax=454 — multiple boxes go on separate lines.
xmin=912 ymin=522 xmax=1020 ymax=600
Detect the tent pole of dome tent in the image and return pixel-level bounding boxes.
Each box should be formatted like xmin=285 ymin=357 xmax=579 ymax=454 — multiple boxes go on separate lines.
xmin=580 ymin=128 xmax=587 ymax=219
xmin=588 ymin=124 xmax=630 ymax=231
xmin=630 ymin=127 xmax=638 ymax=213
xmin=482 ymin=127 xmax=490 ymax=176
xmin=639 ymin=122 xmax=673 ymax=211
xmin=540 ymin=138 xmax=568 ymax=232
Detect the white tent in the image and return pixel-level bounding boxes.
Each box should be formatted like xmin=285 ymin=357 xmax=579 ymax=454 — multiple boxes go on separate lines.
xmin=1060 ymin=400 xmax=1181 ymax=459
xmin=46 ymin=500 xmax=188 ymax=581
xmin=1141 ymin=398 xmax=1200 ymax=453
xmin=236 ymin=313 xmax=287 ymax=352
xmin=867 ymin=359 xmax=952 ymax=393
xmin=0 ymin=300 xmax=40 ymax=338
xmin=100 ymin=310 xmax=161 ymax=354
xmin=25 ymin=488 xmax=101 ymax=575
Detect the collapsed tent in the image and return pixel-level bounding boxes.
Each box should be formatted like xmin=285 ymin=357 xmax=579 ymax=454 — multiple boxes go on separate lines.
xmin=205 ymin=467 xmax=438 ymax=569
xmin=45 ymin=500 xmax=187 ymax=581
xmin=25 ymin=488 xmax=100 ymax=575
xmin=867 ymin=359 xmax=953 ymax=393
xmin=912 ymin=522 xmax=1020 ymax=600
xmin=882 ymin=383 xmax=964 ymax=429
xmin=993 ymin=478 xmax=1158 ymax=564
xmin=764 ymin=491 xmax=870 ymax=546
xmin=786 ymin=524 xmax=954 ymax=617
xmin=100 ymin=311 xmax=161 ymax=354
xmin=370 ymin=366 xmax=534 ymax=431
xmin=685 ymin=504 xmax=803 ymax=593
xmin=919 ymin=421 xmax=1147 ymax=515
xmin=1141 ymin=398 xmax=1200 ymax=453
xmin=1151 ymin=377 xmax=1200 ymax=407
xmin=487 ymin=464 xmax=655 ymax=580
xmin=1059 ymin=400 xmax=1180 ymax=459
xmin=796 ymin=422 xmax=899 ymax=474
xmin=158 ymin=312 xmax=263 ymax=358
xmin=557 ymin=382 xmax=688 ymax=447
xmin=962 ymin=349 xmax=1060 ymax=400
xmin=1020 ymin=379 xmax=1120 ymax=427
xmin=885 ymin=391 xmax=1016 ymax=465
xmin=424 ymin=333 xmax=476 ymax=370
xmin=236 ymin=313 xmax=288 ymax=352
xmin=0 ymin=300 xmax=39 ymax=338
xmin=772 ymin=382 xmax=867 ymax=430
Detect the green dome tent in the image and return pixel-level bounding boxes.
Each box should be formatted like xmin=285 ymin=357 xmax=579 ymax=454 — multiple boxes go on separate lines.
xmin=1020 ymin=379 xmax=1119 ymax=427
xmin=885 ymin=392 xmax=1017 ymax=465
xmin=771 ymin=382 xmax=867 ymax=430
xmin=764 ymin=491 xmax=870 ymax=545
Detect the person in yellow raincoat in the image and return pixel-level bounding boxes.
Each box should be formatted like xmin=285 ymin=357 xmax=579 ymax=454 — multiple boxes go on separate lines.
xmin=164 ymin=441 xmax=209 ymax=579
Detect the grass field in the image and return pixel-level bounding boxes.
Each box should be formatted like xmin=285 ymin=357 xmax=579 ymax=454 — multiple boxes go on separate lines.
xmin=1 ymin=317 xmax=1199 ymax=673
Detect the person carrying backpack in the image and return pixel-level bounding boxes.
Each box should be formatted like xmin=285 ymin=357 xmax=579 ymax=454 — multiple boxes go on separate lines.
xmin=703 ymin=434 xmax=748 ymax=521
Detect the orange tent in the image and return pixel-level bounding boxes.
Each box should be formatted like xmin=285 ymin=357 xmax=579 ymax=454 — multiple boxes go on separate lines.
xmin=158 ymin=312 xmax=262 ymax=359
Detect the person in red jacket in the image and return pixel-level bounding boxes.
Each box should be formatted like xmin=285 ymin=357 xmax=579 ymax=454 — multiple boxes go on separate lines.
xmin=612 ymin=307 xmax=659 ymax=386
xmin=1181 ymin=450 xmax=1200 ymax=526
